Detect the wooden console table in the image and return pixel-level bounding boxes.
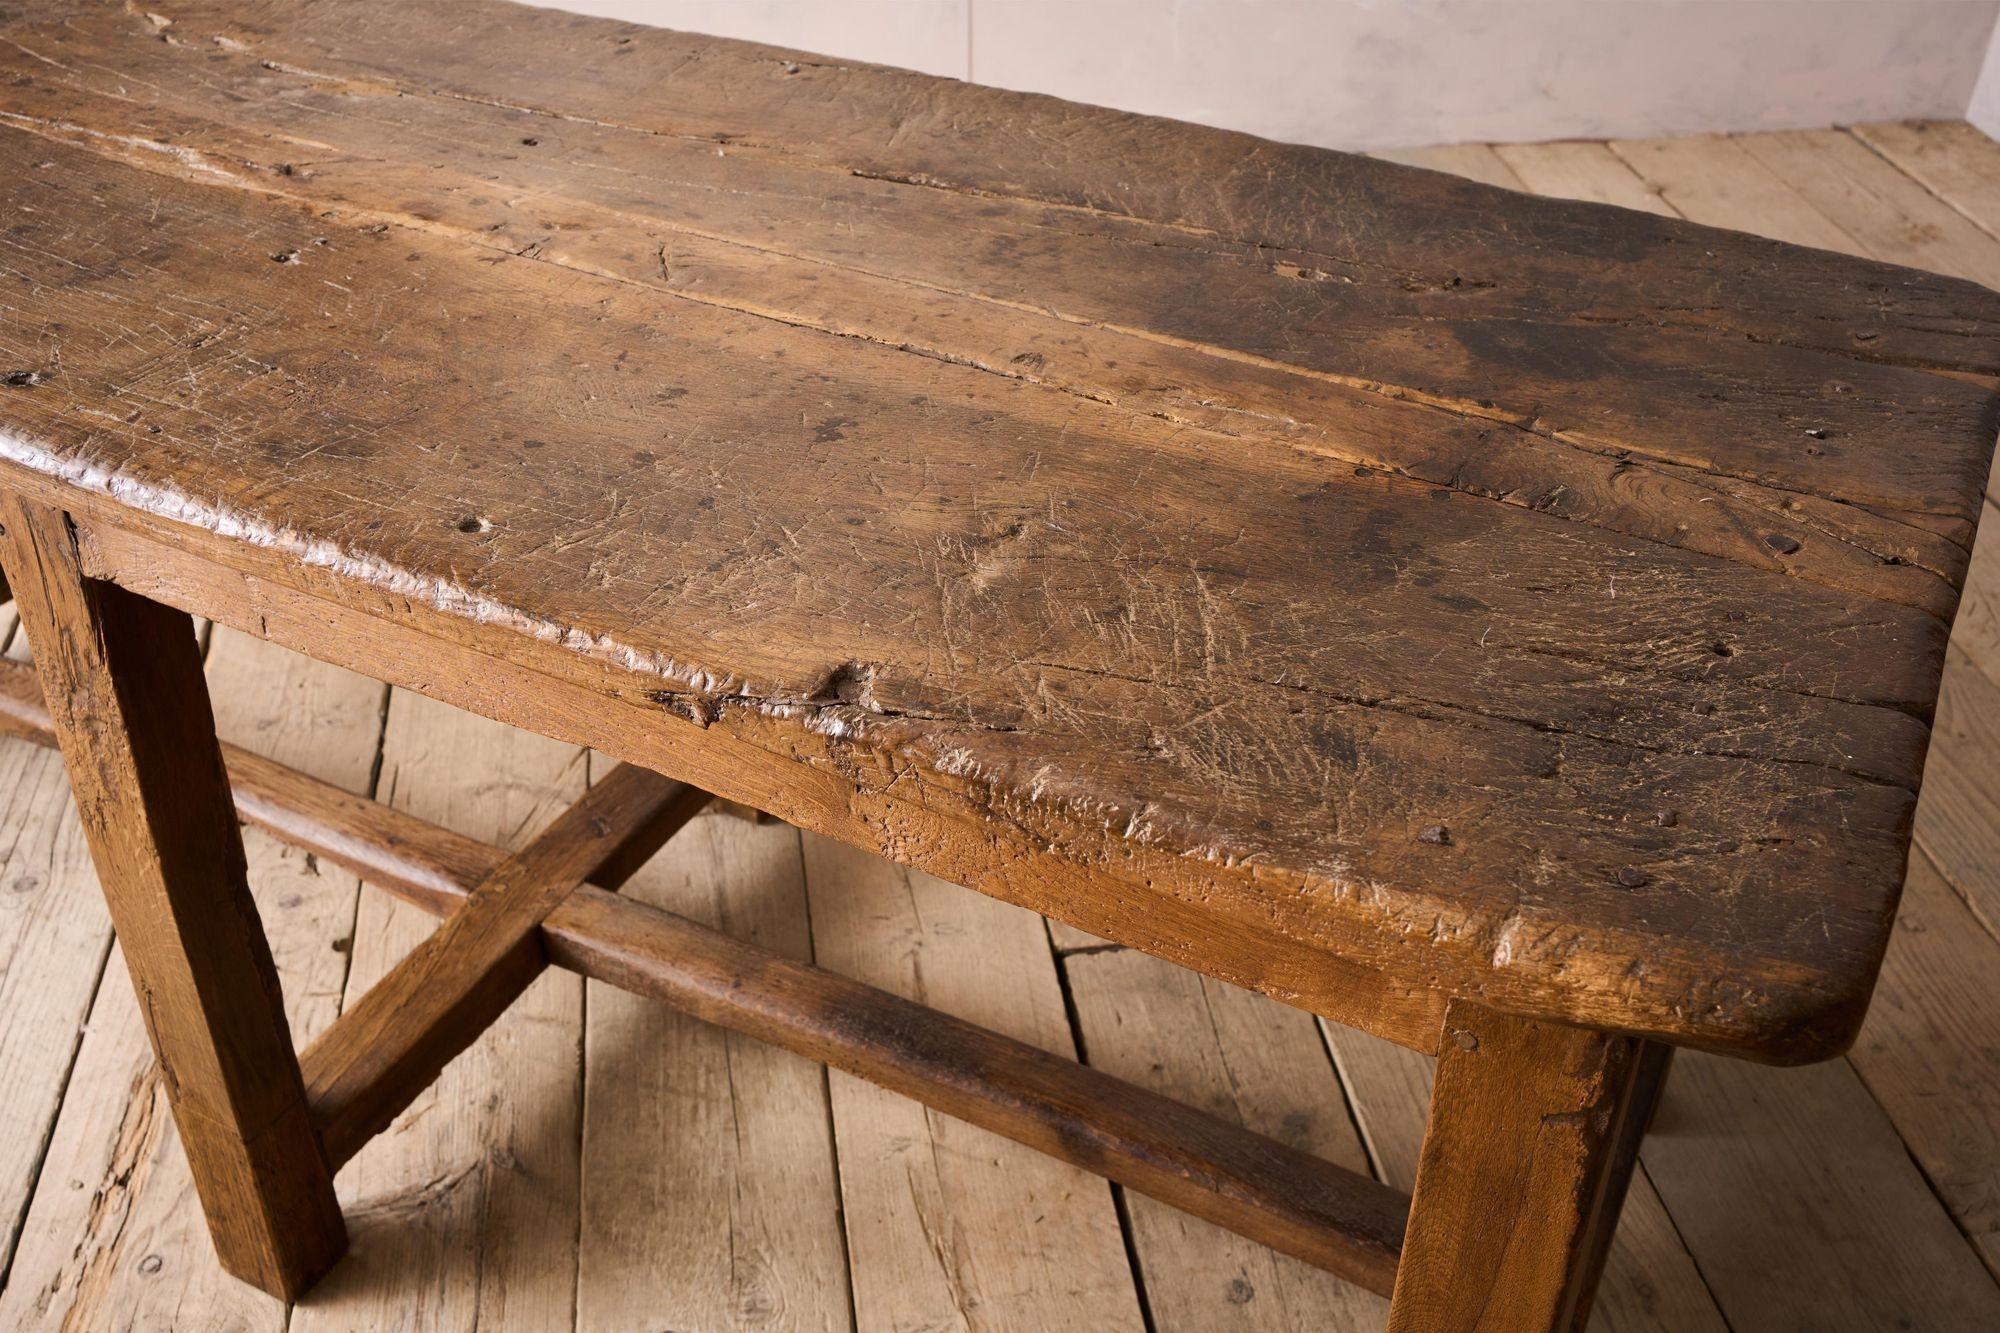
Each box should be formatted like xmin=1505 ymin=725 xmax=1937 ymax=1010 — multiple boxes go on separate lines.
xmin=0 ymin=3 xmax=1993 ymax=1327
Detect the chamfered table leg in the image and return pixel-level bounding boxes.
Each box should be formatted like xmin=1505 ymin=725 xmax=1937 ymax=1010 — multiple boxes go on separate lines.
xmin=0 ymin=497 xmax=346 ymax=1300
xmin=1385 ymin=1000 xmax=1663 ymax=1332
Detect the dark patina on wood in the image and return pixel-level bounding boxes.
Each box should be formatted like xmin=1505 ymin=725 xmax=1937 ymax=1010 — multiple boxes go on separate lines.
xmin=0 ymin=2 xmax=1994 ymax=1322
xmin=0 ymin=655 xmax=1412 ymax=1298
xmin=0 ymin=0 xmax=1988 ymax=1064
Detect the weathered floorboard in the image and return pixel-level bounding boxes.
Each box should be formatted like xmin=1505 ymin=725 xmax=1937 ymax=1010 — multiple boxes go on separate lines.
xmin=0 ymin=652 xmax=1411 ymax=1308
xmin=1641 ymin=1049 xmax=2000 ymax=1328
xmin=1919 ymin=647 xmax=2000 ymax=939
xmin=0 ymin=609 xmax=113 ymax=1288
xmin=1736 ymin=128 xmax=2000 ymax=289
xmin=1062 ymin=947 xmax=1389 ymax=1329
xmin=799 ymin=837 xmax=1148 ymax=1331
xmin=575 ymin=791 xmax=852 ymax=1331
xmin=286 ymin=691 xmax=587 ymax=1332
xmin=0 ymin=500 xmax=344 ymax=1299
xmin=0 ymin=0 xmax=1992 ymax=1063
xmin=1322 ymin=1021 xmax=1727 ymax=1332
xmin=0 ymin=0 xmax=1994 ymax=1314
xmin=1601 ymin=127 xmax=2000 ymax=1301
xmin=0 ymin=628 xmax=382 ymax=1328
xmin=1605 ymin=135 xmax=1868 ymax=254
xmin=1853 ymin=120 xmax=2000 ymax=251
xmin=1494 ymin=141 xmax=1674 ymax=215
xmin=1855 ymin=847 xmax=2000 ymax=1279
xmin=300 ymin=761 xmax=704 ymax=1167
xmin=1370 ymin=143 xmax=1525 ymax=190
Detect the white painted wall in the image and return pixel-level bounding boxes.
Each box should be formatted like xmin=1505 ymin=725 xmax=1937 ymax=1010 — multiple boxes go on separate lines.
xmin=547 ymin=0 xmax=970 ymax=78
xmin=546 ymin=0 xmax=2000 ymax=151
xmin=1971 ymin=6 xmax=2000 ymax=137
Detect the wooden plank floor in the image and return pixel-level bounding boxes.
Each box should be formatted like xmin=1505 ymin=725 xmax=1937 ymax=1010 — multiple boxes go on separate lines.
xmin=1 ymin=119 xmax=1998 ymax=1331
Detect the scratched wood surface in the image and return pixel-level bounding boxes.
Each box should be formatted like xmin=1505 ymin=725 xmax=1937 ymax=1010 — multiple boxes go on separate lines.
xmin=0 ymin=93 xmax=1998 ymax=1328
xmin=0 ymin=2 xmax=1995 ymax=1063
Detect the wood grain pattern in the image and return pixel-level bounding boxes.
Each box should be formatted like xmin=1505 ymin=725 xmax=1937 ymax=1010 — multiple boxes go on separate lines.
xmin=575 ymin=791 xmax=850 ymax=1331
xmin=1736 ymin=130 xmax=2000 ymax=290
xmin=2 ymin=111 xmax=1995 ymax=1331
xmin=0 ymin=497 xmax=344 ymax=1299
xmin=72 ymin=502 xmax=1455 ymax=1055
xmin=1493 ymin=142 xmax=1674 ymax=216
xmin=1062 ymin=946 xmax=1390 ymax=1328
xmin=300 ymin=761 xmax=706 ymax=1167
xmin=1639 ymin=1048 xmax=2000 ymax=1329
xmin=290 ymin=689 xmax=587 ymax=1330
xmin=1597 ymin=126 xmax=2000 ymax=1301
xmin=796 ymin=839 xmax=1147 ymax=1331
xmin=1606 ymin=136 xmax=1869 ymax=255
xmin=0 ymin=2 xmax=1990 ymax=1068
xmin=1384 ymin=1002 xmax=1656 ymax=1332
xmin=0 ymin=627 xmax=384 ymax=1329
xmin=1853 ymin=848 xmax=2000 ymax=1281
xmin=0 ymin=610 xmax=115 ymax=1289
xmin=1853 ymin=120 xmax=2000 ymax=255
xmin=0 ymin=651 xmax=1410 ymax=1302
xmin=1323 ymin=1018 xmax=1729 ymax=1331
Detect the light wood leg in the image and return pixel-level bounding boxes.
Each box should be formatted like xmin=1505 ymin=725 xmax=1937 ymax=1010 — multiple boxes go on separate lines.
xmin=1385 ymin=1000 xmax=1663 ymax=1332
xmin=0 ymin=498 xmax=346 ymax=1300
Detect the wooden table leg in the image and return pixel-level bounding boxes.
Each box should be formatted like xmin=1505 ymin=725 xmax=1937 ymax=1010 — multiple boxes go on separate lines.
xmin=0 ymin=498 xmax=346 ymax=1300
xmin=1385 ymin=1000 xmax=1665 ymax=1332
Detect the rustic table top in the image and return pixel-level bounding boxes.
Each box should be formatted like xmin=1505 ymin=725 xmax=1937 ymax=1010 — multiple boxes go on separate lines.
xmin=0 ymin=0 xmax=1992 ymax=1063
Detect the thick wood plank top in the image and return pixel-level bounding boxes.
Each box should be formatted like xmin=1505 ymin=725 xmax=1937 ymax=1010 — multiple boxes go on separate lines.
xmin=0 ymin=1 xmax=1993 ymax=1062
